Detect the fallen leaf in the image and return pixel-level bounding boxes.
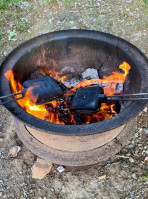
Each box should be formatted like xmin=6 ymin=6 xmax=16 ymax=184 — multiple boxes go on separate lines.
xmin=8 ymin=30 xmax=17 ymax=41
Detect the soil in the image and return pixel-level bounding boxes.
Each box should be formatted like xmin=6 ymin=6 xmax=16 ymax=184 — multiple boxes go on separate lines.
xmin=0 ymin=0 xmax=148 ymax=199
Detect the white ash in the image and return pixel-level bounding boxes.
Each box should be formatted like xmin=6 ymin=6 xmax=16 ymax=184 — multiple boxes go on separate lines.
xmin=9 ymin=146 xmax=21 ymax=157
xmin=115 ymin=83 xmax=123 ymax=94
xmin=61 ymin=66 xmax=75 ymax=74
xmin=63 ymin=67 xmax=123 ymax=94
xmin=57 ymin=166 xmax=65 ymax=173
xmin=82 ymin=68 xmax=99 ymax=79
xmin=64 ymin=78 xmax=80 ymax=88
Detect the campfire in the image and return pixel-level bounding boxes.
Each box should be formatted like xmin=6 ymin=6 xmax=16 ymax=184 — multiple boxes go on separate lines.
xmin=4 ymin=61 xmax=131 ymax=125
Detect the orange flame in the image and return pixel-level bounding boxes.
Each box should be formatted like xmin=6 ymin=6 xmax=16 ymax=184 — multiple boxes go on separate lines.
xmin=4 ymin=61 xmax=131 ymax=125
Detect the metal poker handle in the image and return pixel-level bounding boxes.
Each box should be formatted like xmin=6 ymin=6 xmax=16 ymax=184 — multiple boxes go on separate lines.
xmin=106 ymin=93 xmax=148 ymax=101
xmin=107 ymin=98 xmax=148 ymax=101
xmin=0 ymin=97 xmax=23 ymax=105
xmin=0 ymin=92 xmax=23 ymax=105
xmin=0 ymin=92 xmax=23 ymax=100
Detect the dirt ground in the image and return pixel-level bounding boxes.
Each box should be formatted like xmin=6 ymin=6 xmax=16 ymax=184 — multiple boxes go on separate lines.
xmin=0 ymin=0 xmax=148 ymax=198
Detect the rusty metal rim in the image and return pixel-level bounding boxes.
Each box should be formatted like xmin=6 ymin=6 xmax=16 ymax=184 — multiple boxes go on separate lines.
xmin=16 ymin=117 xmax=137 ymax=166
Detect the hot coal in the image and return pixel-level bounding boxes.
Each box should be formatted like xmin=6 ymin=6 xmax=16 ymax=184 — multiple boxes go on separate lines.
xmin=45 ymin=99 xmax=119 ymax=125
xmin=28 ymin=67 xmax=45 ymax=80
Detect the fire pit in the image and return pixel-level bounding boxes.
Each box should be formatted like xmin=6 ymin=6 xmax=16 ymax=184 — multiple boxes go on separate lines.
xmin=0 ymin=30 xmax=148 ymax=168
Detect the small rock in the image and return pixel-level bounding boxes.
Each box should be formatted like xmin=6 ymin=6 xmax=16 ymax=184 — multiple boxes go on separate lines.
xmin=134 ymin=133 xmax=139 ymax=137
xmin=120 ymin=160 xmax=128 ymax=168
xmin=9 ymin=146 xmax=21 ymax=157
xmin=0 ymin=192 xmax=2 ymax=197
xmin=131 ymin=173 xmax=137 ymax=179
xmin=127 ymin=144 xmax=133 ymax=149
xmin=143 ymin=128 xmax=148 ymax=134
xmin=8 ymin=193 xmax=14 ymax=197
xmin=50 ymin=187 xmax=55 ymax=192
xmin=144 ymin=157 xmax=148 ymax=161
xmin=99 ymin=175 xmax=106 ymax=180
xmin=138 ymin=128 xmax=143 ymax=133
xmin=129 ymin=157 xmax=135 ymax=163
xmin=22 ymin=1 xmax=29 ymax=7
xmin=71 ymin=26 xmax=78 ymax=29
xmin=0 ymin=138 xmax=3 ymax=142
xmin=143 ymin=107 xmax=147 ymax=112
xmin=57 ymin=166 xmax=65 ymax=173
xmin=32 ymin=158 xmax=52 ymax=179
xmin=138 ymin=111 xmax=143 ymax=116
xmin=39 ymin=30 xmax=49 ymax=35
xmin=82 ymin=68 xmax=99 ymax=79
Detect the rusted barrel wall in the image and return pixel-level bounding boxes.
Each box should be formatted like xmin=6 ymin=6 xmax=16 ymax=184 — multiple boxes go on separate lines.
xmin=16 ymin=117 xmax=137 ymax=166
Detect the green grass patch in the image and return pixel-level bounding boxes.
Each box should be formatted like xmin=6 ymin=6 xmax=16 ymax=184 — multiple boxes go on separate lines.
xmin=61 ymin=0 xmax=73 ymax=4
xmin=0 ymin=32 xmax=2 ymax=40
xmin=41 ymin=0 xmax=73 ymax=4
xmin=0 ymin=0 xmax=22 ymax=9
xmin=15 ymin=19 xmax=30 ymax=33
xmin=143 ymin=0 xmax=148 ymax=6
xmin=49 ymin=0 xmax=57 ymax=2
xmin=42 ymin=0 xmax=57 ymax=3
xmin=143 ymin=173 xmax=148 ymax=181
xmin=0 ymin=10 xmax=13 ymax=20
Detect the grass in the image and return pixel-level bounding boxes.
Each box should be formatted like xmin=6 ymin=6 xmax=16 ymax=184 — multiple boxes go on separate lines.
xmin=49 ymin=0 xmax=57 ymax=2
xmin=142 ymin=173 xmax=148 ymax=181
xmin=61 ymin=0 xmax=73 ymax=2
xmin=42 ymin=0 xmax=73 ymax=4
xmin=0 ymin=0 xmax=22 ymax=9
xmin=143 ymin=0 xmax=148 ymax=6
xmin=0 ymin=32 xmax=2 ymax=40
xmin=0 ymin=0 xmax=30 ymax=33
xmin=15 ymin=19 xmax=30 ymax=33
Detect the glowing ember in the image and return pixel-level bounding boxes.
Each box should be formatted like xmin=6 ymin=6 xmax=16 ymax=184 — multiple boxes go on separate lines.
xmin=4 ymin=61 xmax=131 ymax=125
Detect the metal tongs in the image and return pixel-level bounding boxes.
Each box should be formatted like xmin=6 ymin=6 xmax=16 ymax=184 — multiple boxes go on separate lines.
xmin=0 ymin=92 xmax=24 ymax=105
xmin=0 ymin=78 xmax=148 ymax=106
xmin=106 ymin=93 xmax=148 ymax=101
